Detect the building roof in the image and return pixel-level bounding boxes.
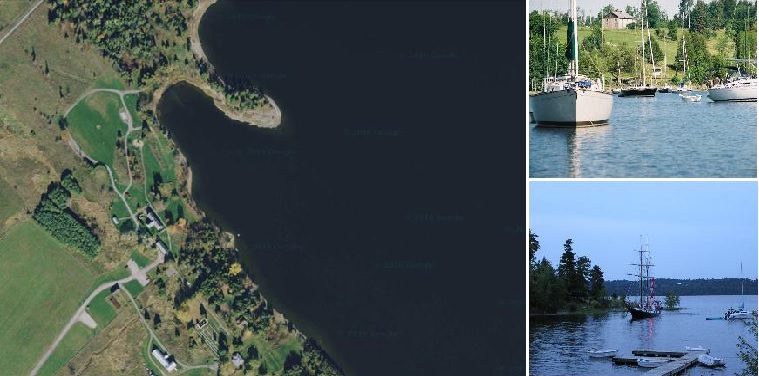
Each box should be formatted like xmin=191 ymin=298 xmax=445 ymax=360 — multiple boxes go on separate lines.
xmin=232 ymin=352 xmax=245 ymax=367
xmin=155 ymin=239 xmax=169 ymax=254
xmin=151 ymin=349 xmax=177 ymax=371
xmin=605 ymin=10 xmax=633 ymax=19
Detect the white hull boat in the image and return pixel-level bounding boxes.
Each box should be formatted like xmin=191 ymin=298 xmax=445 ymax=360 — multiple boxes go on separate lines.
xmin=685 ymin=346 xmax=709 ymax=353
xmin=587 ymin=349 xmax=618 ymax=358
xmin=530 ymin=88 xmax=613 ymax=127
xmin=529 ymin=0 xmax=612 ymax=128
xmin=680 ymin=93 xmax=702 ymax=102
xmin=707 ymin=78 xmax=757 ymax=102
xmin=727 ymin=309 xmax=752 ymax=320
xmin=697 ymin=354 xmax=726 ymax=367
xmin=637 ymin=358 xmax=671 ymax=368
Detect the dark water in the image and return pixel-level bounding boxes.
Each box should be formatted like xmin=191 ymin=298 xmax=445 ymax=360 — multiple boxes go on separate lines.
xmin=529 ymin=93 xmax=757 ymax=178
xmin=530 ymin=295 xmax=759 ymax=376
xmin=158 ymin=2 xmax=517 ymax=375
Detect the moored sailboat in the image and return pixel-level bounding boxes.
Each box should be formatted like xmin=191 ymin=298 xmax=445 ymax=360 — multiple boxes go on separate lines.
xmin=620 ymin=0 xmax=657 ymax=97
xmin=626 ymin=237 xmax=662 ymax=320
xmin=529 ymin=0 xmax=613 ymax=127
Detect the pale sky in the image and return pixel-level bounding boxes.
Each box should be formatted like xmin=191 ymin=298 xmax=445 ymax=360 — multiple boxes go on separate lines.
xmin=528 ymin=0 xmax=699 ymax=20
xmin=529 ymin=181 xmax=758 ymax=281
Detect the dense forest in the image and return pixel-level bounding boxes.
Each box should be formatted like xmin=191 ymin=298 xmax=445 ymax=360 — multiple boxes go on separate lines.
xmin=529 ymin=231 xmax=619 ymax=313
xmin=606 ymin=277 xmax=759 ymax=296
xmin=529 ymin=0 xmax=757 ymax=88
xmin=32 ymin=170 xmax=100 ymax=257
xmin=46 ymin=0 xmax=268 ymax=111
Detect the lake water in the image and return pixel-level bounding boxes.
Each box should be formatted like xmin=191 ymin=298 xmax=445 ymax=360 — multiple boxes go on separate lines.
xmin=530 ymin=295 xmax=758 ymax=376
xmin=157 ymin=2 xmax=517 ymax=375
xmin=529 ymin=93 xmax=757 ymax=178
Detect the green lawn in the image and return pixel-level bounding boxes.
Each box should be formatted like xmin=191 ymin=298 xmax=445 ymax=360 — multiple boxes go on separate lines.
xmin=86 ymin=289 xmax=118 ymax=327
xmin=124 ymin=279 xmax=145 ymax=296
xmin=0 ymin=176 xmax=22 ymax=228
xmin=35 ymin=323 xmax=94 ymax=376
xmin=249 ymin=334 xmax=303 ymax=372
xmin=130 ymin=250 xmax=152 ymax=269
xmin=0 ymin=221 xmax=95 ymax=375
xmin=110 ymin=197 xmax=131 ymax=220
xmin=66 ymin=91 xmax=126 ymax=166
xmin=91 ymin=75 xmax=126 ymax=91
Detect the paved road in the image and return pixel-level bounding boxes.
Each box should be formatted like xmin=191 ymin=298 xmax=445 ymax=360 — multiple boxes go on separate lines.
xmin=29 ymin=253 xmax=164 ymax=376
xmin=0 ymin=0 xmax=44 ymax=47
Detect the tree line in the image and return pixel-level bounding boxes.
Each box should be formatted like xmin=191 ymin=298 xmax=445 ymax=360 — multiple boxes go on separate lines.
xmin=530 ymin=230 xmax=612 ymax=313
xmin=32 ymin=170 xmax=100 ymax=257
xmin=605 ymin=277 xmax=758 ymax=296
xmin=529 ymin=0 xmax=757 ymax=88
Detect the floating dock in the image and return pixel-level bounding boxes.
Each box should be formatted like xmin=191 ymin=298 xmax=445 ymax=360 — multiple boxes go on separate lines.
xmin=611 ymin=349 xmax=702 ymax=376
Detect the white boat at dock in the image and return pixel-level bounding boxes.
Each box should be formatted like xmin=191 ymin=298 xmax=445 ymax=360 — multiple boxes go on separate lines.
xmin=637 ymin=358 xmax=672 ymax=368
xmin=697 ymin=354 xmax=726 ymax=367
xmin=679 ymin=92 xmax=702 ymax=102
xmin=587 ymin=349 xmax=618 ymax=358
xmin=685 ymin=345 xmax=709 ymax=353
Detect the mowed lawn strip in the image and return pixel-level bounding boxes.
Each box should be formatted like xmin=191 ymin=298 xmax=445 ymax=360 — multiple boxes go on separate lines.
xmin=0 ymin=220 xmax=95 ymax=375
xmin=66 ymin=92 xmax=126 ymax=166
xmin=35 ymin=323 xmax=94 ymax=376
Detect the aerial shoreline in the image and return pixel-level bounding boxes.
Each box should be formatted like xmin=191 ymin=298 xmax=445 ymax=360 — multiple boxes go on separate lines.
xmin=150 ymin=0 xmax=282 ymax=129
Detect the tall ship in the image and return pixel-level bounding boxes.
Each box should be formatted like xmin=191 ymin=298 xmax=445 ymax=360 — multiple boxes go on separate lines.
xmin=529 ymin=0 xmax=613 ymax=127
xmin=626 ymin=237 xmax=662 ymax=320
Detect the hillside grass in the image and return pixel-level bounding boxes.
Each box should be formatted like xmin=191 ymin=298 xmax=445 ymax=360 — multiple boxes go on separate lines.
xmin=0 ymin=220 xmax=95 ymax=375
xmin=66 ymin=92 xmax=126 ymax=166
xmin=36 ymin=323 xmax=94 ymax=376
xmin=0 ymin=176 xmax=22 ymax=229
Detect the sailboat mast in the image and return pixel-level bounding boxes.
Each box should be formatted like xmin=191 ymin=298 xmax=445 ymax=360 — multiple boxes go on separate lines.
xmin=639 ymin=241 xmax=644 ymax=307
xmin=640 ymin=1 xmax=646 ymax=85
xmin=572 ymin=0 xmax=579 ymax=76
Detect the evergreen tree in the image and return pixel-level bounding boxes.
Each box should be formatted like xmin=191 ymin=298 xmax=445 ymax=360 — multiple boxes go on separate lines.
xmin=590 ymin=265 xmax=605 ymax=300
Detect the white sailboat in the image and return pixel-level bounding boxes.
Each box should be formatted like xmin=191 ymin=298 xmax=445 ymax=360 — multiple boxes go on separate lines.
xmin=529 ymin=0 xmax=613 ymax=127
xmin=725 ymin=262 xmax=753 ymax=320
xmin=707 ymin=59 xmax=757 ymax=102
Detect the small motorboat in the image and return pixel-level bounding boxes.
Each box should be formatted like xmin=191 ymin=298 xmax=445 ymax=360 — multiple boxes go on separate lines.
xmin=611 ymin=88 xmax=621 ymax=94
xmin=637 ymin=358 xmax=671 ymax=368
xmin=685 ymin=345 xmax=709 ymax=353
xmin=680 ymin=93 xmax=702 ymax=102
xmin=587 ymin=349 xmax=618 ymax=358
xmin=698 ymin=354 xmax=726 ymax=367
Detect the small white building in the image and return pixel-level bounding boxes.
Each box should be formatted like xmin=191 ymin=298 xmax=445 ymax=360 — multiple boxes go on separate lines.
xmin=602 ymin=10 xmax=634 ymax=29
xmin=151 ymin=348 xmax=177 ymax=372
xmin=145 ymin=208 xmax=164 ymax=230
xmin=232 ymin=352 xmax=245 ymax=368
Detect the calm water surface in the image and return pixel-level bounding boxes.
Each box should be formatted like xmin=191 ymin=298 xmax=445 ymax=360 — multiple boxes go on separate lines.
xmin=529 ymin=94 xmax=756 ymax=177
xmin=530 ymin=295 xmax=759 ymax=376
xmin=158 ymin=2 xmax=515 ymax=375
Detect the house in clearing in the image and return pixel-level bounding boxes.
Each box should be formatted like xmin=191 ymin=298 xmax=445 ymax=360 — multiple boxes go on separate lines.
xmin=151 ymin=348 xmax=177 ymax=372
xmin=145 ymin=207 xmax=164 ymax=230
xmin=155 ymin=238 xmax=169 ymax=254
xmin=232 ymin=352 xmax=245 ymax=368
xmin=602 ymin=9 xmax=634 ymax=29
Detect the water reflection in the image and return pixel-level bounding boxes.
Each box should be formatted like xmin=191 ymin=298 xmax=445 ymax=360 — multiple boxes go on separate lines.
xmin=531 ymin=125 xmax=612 ymax=177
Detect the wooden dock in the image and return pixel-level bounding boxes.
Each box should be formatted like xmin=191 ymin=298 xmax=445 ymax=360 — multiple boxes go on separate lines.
xmin=611 ymin=349 xmax=701 ymax=376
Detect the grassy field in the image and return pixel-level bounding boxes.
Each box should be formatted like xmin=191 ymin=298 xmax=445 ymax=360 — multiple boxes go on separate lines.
xmin=0 ymin=176 xmax=22 ymax=229
xmin=66 ymin=92 xmax=126 ymax=166
xmin=130 ymin=250 xmax=152 ymax=269
xmin=123 ymin=279 xmax=145 ymax=296
xmin=0 ymin=220 xmax=95 ymax=375
xmin=86 ymin=289 xmax=118 ymax=327
xmin=0 ymin=0 xmax=33 ymax=32
xmin=36 ymin=323 xmax=94 ymax=376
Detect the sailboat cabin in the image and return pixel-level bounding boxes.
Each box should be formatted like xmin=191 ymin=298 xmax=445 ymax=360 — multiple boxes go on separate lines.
xmin=602 ymin=10 xmax=634 ymax=29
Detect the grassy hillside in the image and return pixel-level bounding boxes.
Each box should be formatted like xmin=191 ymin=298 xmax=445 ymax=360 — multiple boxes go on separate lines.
xmin=0 ymin=220 xmax=95 ymax=375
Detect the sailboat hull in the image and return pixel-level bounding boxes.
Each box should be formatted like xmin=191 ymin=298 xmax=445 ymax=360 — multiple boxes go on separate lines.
xmin=619 ymin=87 xmax=657 ymax=97
xmin=530 ymin=89 xmax=613 ymax=127
xmin=707 ymin=80 xmax=757 ymax=102
xmin=628 ymin=306 xmax=660 ymax=320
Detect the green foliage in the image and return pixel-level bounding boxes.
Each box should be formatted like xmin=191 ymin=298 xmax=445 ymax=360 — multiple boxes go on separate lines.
xmin=60 ymin=169 xmax=81 ymax=194
xmin=736 ymin=313 xmax=757 ymax=376
xmin=664 ymin=292 xmax=681 ymax=310
xmin=32 ymin=181 xmax=99 ymax=257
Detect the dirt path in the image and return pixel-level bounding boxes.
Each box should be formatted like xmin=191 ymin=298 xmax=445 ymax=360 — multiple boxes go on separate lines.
xmin=0 ymin=0 xmax=44 ymax=47
xmin=29 ymin=253 xmax=165 ymax=376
